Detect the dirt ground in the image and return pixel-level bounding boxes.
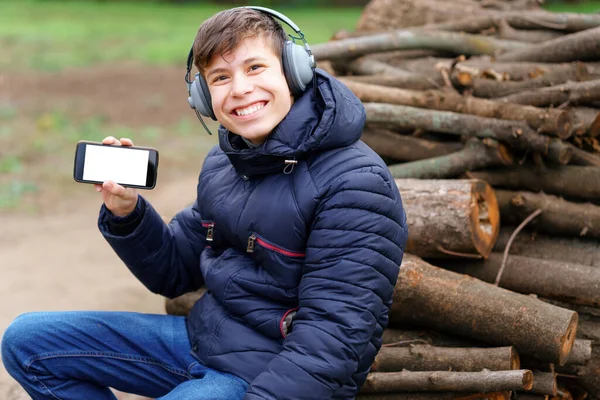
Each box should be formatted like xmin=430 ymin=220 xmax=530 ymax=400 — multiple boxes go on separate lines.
xmin=0 ymin=64 xmax=217 ymax=399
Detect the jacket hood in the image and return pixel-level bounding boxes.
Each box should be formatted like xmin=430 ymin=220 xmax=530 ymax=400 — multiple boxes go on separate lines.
xmin=218 ymin=68 xmax=366 ymax=177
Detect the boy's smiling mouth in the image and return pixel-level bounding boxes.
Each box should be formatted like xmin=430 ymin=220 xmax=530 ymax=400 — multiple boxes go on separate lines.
xmin=233 ymin=101 xmax=267 ymax=117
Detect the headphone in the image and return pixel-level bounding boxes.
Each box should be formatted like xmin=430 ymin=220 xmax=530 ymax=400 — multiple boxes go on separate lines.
xmin=185 ymin=6 xmax=316 ymax=131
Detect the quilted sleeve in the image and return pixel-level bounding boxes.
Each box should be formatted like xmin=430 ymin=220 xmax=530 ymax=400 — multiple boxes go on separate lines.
xmin=98 ymin=195 xmax=206 ymax=299
xmin=244 ymin=169 xmax=407 ymax=399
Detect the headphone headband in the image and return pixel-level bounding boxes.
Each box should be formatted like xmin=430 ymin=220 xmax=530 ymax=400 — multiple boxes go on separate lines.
xmin=185 ymin=6 xmax=314 ymax=91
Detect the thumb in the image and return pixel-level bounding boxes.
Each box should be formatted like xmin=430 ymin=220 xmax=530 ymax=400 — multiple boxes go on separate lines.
xmin=103 ymin=181 xmax=127 ymax=198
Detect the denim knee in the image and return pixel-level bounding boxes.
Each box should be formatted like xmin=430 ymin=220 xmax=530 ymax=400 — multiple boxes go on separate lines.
xmin=1 ymin=312 xmax=45 ymax=375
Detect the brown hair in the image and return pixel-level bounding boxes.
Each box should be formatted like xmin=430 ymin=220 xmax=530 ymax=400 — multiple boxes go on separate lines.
xmin=192 ymin=8 xmax=288 ymax=77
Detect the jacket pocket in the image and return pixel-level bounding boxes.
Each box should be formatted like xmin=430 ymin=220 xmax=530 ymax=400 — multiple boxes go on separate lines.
xmin=245 ymin=231 xmax=305 ymax=290
xmin=246 ymin=232 xmax=305 ymax=257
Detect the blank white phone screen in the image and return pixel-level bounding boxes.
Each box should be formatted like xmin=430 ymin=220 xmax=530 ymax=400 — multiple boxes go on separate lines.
xmin=83 ymin=145 xmax=149 ymax=186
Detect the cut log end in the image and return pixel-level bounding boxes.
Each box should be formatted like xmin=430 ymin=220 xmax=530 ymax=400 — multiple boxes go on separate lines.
xmin=590 ymin=111 xmax=600 ymax=137
xmin=557 ymin=110 xmax=574 ymax=140
xmin=510 ymin=347 xmax=521 ymax=370
xmin=497 ymin=142 xmax=514 ymax=165
xmin=523 ymin=370 xmax=534 ymax=391
xmin=470 ymin=180 xmax=500 ymax=258
xmin=559 ymin=313 xmax=579 ymax=366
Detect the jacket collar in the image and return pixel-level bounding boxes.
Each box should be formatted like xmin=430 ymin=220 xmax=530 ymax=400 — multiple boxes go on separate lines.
xmin=218 ymin=69 xmax=366 ymax=177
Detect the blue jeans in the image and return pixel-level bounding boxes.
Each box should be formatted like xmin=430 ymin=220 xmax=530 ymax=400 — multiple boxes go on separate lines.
xmin=1 ymin=311 xmax=249 ymax=399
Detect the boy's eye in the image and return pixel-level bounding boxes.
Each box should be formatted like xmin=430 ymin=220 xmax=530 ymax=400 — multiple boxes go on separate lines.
xmin=249 ymin=64 xmax=264 ymax=72
xmin=212 ymin=75 xmax=228 ymax=83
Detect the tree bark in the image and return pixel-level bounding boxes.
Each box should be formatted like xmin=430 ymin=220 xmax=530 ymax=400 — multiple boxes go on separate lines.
xmin=364 ymin=103 xmax=573 ymax=163
xmin=495 ymin=19 xmax=563 ymax=43
xmin=361 ymin=128 xmax=464 ymax=161
xmin=460 ymin=59 xmax=600 ymax=82
xmin=497 ymin=26 xmax=600 ymax=63
xmin=577 ymin=315 xmax=600 ymax=343
xmin=542 ymin=298 xmax=600 ymax=320
xmin=389 ymin=138 xmax=512 ymax=179
xmin=356 ymin=0 xmax=487 ymax=31
xmin=312 ymin=30 xmax=529 ymax=62
xmin=372 ymin=345 xmax=519 ymax=372
xmin=466 ymin=166 xmax=600 ymax=200
xmin=570 ymin=107 xmax=600 ymax=137
xmin=493 ymin=227 xmax=600 ymax=267
xmin=554 ymin=345 xmax=600 ymax=399
xmin=360 ymin=370 xmax=533 ymax=393
xmin=568 ymin=144 xmax=600 ymax=166
xmin=566 ymin=339 xmax=593 ymax=365
xmin=340 ymin=79 xmax=574 ymax=139
xmin=396 ymin=179 xmax=500 ymax=259
xmin=394 ymin=58 xmax=600 ymax=82
xmin=525 ymin=372 xmax=557 ymax=396
xmin=498 ymin=79 xmax=600 ymax=107
xmin=357 ymin=392 xmax=511 ymax=400
xmin=391 ymin=254 xmax=579 ymax=365
xmin=459 ymin=63 xmax=593 ymax=99
xmin=343 ymin=57 xmax=417 ymax=77
xmin=495 ymin=190 xmax=600 ymax=239
xmin=523 ymin=339 xmax=592 ymax=372
xmin=441 ymin=253 xmax=600 ymax=307
xmin=343 ymin=74 xmax=444 ymax=91
xmin=357 ymin=0 xmax=600 ymax=32
xmin=429 ymin=12 xmax=600 ymax=34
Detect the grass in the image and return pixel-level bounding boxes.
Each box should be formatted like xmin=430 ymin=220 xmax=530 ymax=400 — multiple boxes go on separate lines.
xmin=0 ymin=1 xmax=362 ymax=72
xmin=543 ymin=1 xmax=600 ymax=13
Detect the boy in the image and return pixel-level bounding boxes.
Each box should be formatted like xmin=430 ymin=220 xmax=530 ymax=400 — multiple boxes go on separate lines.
xmin=2 ymin=7 xmax=407 ymax=399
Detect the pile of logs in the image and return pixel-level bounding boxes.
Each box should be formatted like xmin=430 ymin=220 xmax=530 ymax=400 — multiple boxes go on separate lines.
xmin=166 ymin=0 xmax=600 ymax=399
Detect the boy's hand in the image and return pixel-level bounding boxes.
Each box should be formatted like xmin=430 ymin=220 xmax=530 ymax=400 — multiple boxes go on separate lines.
xmin=94 ymin=136 xmax=139 ymax=217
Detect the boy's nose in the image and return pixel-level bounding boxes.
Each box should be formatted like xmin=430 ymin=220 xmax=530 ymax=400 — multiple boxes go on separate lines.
xmin=230 ymin=76 xmax=254 ymax=97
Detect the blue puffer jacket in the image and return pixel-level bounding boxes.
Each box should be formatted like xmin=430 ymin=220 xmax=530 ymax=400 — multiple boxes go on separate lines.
xmin=99 ymin=69 xmax=407 ymax=399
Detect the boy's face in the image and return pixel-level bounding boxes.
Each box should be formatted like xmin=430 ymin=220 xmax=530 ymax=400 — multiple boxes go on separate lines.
xmin=205 ymin=35 xmax=293 ymax=145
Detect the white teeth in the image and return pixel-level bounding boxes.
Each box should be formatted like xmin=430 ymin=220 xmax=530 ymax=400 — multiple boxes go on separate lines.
xmin=235 ymin=102 xmax=264 ymax=116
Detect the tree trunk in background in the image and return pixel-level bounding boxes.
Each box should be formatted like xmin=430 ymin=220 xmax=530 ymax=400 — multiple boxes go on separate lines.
xmin=357 ymin=392 xmax=511 ymax=400
xmin=495 ymin=190 xmax=600 ymax=239
xmin=396 ymin=179 xmax=500 ymax=259
xmin=391 ymin=254 xmax=578 ymax=365
xmin=497 ymin=26 xmax=600 ymax=62
xmin=372 ymin=345 xmax=519 ymax=372
xmin=361 ymin=128 xmax=464 ymax=161
xmin=389 ymin=138 xmax=512 ymax=179
xmin=467 ymin=166 xmax=600 ymax=200
xmin=493 ymin=226 xmax=600 ymax=267
xmin=341 ymin=79 xmax=573 ymax=138
xmin=441 ymin=253 xmax=600 ymax=307
xmin=360 ymin=370 xmax=533 ymax=393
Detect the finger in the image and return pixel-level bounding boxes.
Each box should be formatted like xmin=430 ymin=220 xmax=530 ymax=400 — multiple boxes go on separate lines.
xmin=101 ymin=136 xmax=118 ymax=145
xmin=103 ymin=181 xmax=127 ymax=197
xmin=94 ymin=184 xmax=103 ymax=192
xmin=120 ymin=138 xmax=134 ymax=147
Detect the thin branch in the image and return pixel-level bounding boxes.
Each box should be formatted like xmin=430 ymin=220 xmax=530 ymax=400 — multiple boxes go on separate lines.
xmin=495 ymin=208 xmax=543 ymax=285
xmin=436 ymin=244 xmax=484 ymax=259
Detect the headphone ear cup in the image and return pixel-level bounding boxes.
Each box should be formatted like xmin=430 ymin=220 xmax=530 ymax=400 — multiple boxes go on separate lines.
xmin=188 ymin=73 xmax=217 ymax=121
xmin=282 ymin=41 xmax=314 ymax=96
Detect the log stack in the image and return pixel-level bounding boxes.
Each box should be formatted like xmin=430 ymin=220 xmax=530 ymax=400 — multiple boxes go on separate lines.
xmin=165 ymin=0 xmax=600 ymax=398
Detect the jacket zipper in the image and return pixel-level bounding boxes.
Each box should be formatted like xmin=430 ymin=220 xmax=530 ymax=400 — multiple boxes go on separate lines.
xmin=247 ymin=233 xmax=305 ymax=257
xmin=202 ymin=222 xmax=215 ymax=242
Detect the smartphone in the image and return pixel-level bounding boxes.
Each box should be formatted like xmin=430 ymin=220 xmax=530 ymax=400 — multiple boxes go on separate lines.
xmin=73 ymin=141 xmax=159 ymax=189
